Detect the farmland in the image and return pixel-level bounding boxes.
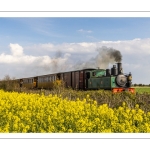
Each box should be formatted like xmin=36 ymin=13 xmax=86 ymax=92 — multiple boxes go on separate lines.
xmin=1 ymin=79 xmax=150 ymax=133
xmin=133 ymin=86 xmax=150 ymax=94
xmin=0 ymin=87 xmax=150 ymax=133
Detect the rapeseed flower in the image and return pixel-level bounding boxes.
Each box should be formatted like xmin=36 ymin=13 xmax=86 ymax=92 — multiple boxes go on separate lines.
xmin=0 ymin=89 xmax=150 ymax=133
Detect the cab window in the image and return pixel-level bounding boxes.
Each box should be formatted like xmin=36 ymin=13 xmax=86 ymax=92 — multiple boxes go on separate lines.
xmin=92 ymin=72 xmax=96 ymax=76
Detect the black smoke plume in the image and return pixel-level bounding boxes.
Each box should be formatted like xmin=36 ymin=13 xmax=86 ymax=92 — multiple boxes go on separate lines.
xmin=74 ymin=46 xmax=122 ymax=69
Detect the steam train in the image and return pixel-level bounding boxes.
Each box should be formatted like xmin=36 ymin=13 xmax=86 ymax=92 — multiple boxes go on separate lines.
xmin=18 ymin=62 xmax=135 ymax=93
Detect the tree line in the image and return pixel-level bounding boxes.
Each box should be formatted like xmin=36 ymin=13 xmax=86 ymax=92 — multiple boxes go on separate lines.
xmin=133 ymin=83 xmax=150 ymax=87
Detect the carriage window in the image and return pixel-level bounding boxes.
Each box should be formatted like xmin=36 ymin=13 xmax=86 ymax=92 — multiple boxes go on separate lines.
xmin=61 ymin=76 xmax=63 ymax=80
xmin=29 ymin=79 xmax=32 ymax=83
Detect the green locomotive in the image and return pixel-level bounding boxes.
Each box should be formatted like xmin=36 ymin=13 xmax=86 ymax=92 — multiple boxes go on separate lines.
xmin=85 ymin=63 xmax=134 ymax=93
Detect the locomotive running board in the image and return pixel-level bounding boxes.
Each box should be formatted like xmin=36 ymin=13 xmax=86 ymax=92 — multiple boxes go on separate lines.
xmin=112 ymin=88 xmax=135 ymax=93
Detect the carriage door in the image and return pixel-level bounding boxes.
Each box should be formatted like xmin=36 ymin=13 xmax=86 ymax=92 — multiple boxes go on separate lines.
xmin=34 ymin=77 xmax=38 ymax=88
xmin=79 ymin=71 xmax=84 ymax=90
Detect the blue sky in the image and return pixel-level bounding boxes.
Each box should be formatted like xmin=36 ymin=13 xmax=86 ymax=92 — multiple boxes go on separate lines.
xmin=0 ymin=17 xmax=150 ymax=84
xmin=1 ymin=18 xmax=150 ymax=44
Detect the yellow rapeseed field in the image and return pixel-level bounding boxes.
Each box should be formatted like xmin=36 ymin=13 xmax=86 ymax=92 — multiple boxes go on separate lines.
xmin=0 ymin=90 xmax=150 ymax=133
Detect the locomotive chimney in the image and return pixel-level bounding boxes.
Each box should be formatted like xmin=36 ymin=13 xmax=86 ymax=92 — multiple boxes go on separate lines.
xmin=117 ymin=62 xmax=123 ymax=74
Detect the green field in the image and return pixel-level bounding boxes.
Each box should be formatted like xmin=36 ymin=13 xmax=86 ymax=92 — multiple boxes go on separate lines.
xmin=133 ymin=87 xmax=150 ymax=94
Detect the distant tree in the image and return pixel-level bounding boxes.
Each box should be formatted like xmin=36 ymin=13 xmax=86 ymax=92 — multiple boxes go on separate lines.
xmin=0 ymin=75 xmax=19 ymax=91
xmin=3 ymin=75 xmax=11 ymax=81
xmin=139 ymin=84 xmax=143 ymax=86
xmin=134 ymin=83 xmax=137 ymax=87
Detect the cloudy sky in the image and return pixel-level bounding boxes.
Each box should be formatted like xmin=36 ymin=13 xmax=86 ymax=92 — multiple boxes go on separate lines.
xmin=0 ymin=17 xmax=150 ymax=84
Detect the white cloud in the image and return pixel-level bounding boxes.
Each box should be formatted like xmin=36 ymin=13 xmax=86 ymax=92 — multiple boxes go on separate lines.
xmin=0 ymin=43 xmax=71 ymax=78
xmin=10 ymin=43 xmax=24 ymax=56
xmin=25 ymin=38 xmax=150 ymax=58
xmin=1 ymin=38 xmax=150 ymax=84
xmin=77 ymin=29 xmax=93 ymax=33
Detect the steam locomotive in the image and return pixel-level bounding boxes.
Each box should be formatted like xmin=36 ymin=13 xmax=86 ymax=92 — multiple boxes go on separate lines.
xmin=19 ymin=62 xmax=135 ymax=93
